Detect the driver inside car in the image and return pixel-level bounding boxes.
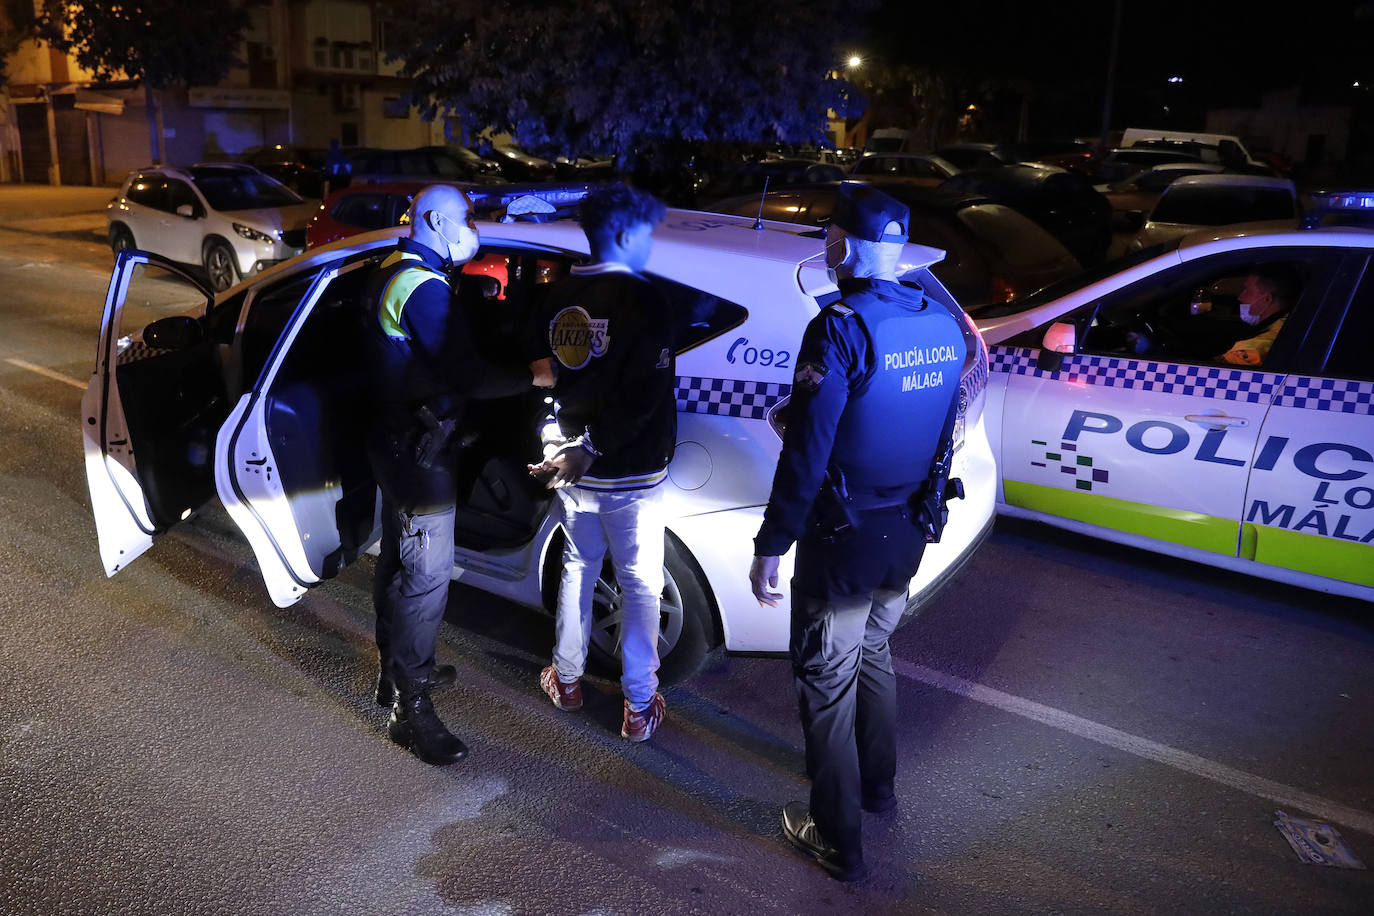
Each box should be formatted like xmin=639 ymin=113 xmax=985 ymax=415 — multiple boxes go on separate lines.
xmin=1120 ymin=267 xmax=1297 ymax=366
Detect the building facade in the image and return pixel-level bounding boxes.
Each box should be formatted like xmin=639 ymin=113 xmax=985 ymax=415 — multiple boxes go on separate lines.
xmin=1 ymin=0 xmax=447 ymax=186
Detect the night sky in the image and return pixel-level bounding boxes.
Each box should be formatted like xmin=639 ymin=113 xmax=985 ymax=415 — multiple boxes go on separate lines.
xmin=864 ymin=0 xmax=1371 ymax=136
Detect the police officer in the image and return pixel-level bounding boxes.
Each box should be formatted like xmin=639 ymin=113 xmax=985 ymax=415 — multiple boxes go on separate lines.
xmin=749 ymin=182 xmax=968 ymax=881
xmin=364 ymin=184 xmax=552 ymax=765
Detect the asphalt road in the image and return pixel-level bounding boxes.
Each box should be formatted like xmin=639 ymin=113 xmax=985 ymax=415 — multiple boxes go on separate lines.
xmin=0 ymin=187 xmax=1370 ymax=915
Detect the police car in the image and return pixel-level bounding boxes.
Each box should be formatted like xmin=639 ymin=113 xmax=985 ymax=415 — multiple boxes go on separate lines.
xmin=83 ymin=206 xmax=995 ymax=682
xmin=974 ymin=207 xmax=1374 ymax=602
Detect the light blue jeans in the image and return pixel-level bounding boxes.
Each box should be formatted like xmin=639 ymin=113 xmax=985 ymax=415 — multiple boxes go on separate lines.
xmin=552 ymin=484 xmax=665 ymax=709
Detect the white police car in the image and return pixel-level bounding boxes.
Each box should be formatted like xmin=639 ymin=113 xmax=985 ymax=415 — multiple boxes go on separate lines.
xmin=83 ymin=207 xmax=994 ymax=681
xmin=974 ymin=211 xmax=1374 ymax=602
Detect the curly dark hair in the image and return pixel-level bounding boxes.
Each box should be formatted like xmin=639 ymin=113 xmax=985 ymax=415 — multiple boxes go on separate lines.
xmin=578 ymin=183 xmax=666 ymax=246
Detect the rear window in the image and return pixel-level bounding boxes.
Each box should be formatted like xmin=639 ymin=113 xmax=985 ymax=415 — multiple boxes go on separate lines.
xmin=1150 ymin=186 xmax=1296 ymax=226
xmin=957 ymin=204 xmax=1075 ymax=268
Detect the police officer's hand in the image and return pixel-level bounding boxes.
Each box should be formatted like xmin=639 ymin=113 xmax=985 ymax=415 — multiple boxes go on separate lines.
xmin=529 ymin=357 xmax=556 ymax=388
xmin=749 ymin=555 xmax=783 ymax=607
xmin=527 ymin=442 xmax=595 ymax=489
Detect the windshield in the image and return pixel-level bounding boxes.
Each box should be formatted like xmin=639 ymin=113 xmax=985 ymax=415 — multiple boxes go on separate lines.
xmin=1150 ymin=186 xmax=1295 ymax=226
xmin=957 ymin=204 xmax=1076 ymax=268
xmin=190 ymin=168 xmax=303 ymax=210
xmin=966 ymin=239 xmax=1182 ymax=318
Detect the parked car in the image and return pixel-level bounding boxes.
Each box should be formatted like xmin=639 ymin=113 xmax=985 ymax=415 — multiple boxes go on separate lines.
xmin=1130 ymin=173 xmax=1299 ymax=249
xmin=848 ymin=153 xmax=960 ymax=186
xmin=940 ymin=163 xmax=1114 ymax=266
xmin=305 ymin=181 xmax=597 ymax=249
xmin=106 ymin=163 xmax=317 ymax=292
xmin=1096 ymin=162 xmax=1230 ymax=228
xmin=83 ymin=204 xmax=995 ymax=681
xmin=705 ymin=181 xmax=1082 ymax=310
xmin=479 ymin=143 xmax=559 ymax=181
xmin=239 ymin=145 xmax=330 ymax=199
xmin=345 ymin=146 xmax=509 ymax=186
xmin=1091 ymin=146 xmax=1206 ymax=184
xmin=936 ymin=140 xmax=1095 ymax=174
xmin=699 ymin=157 xmax=847 ymax=200
xmin=1119 ymin=127 xmax=1273 ymax=175
xmin=973 ymin=216 xmax=1374 ymax=603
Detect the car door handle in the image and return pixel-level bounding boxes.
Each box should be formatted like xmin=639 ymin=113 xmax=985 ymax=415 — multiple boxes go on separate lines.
xmin=1184 ymin=414 xmax=1248 ymax=429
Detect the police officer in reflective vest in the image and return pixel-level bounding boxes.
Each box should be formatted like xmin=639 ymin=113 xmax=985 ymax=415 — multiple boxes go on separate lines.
xmin=749 ymin=182 xmax=968 ymax=880
xmin=364 ymin=184 xmax=552 ymax=765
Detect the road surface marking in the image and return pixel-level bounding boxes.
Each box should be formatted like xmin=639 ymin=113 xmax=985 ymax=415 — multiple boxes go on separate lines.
xmin=6 ymin=358 xmax=86 ymax=390
xmin=894 ymin=657 xmax=1374 ymax=837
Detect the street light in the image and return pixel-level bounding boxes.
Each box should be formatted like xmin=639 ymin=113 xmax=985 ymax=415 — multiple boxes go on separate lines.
xmin=846 ymin=55 xmax=862 ymax=69
xmin=1167 ymin=75 xmax=1184 ymax=84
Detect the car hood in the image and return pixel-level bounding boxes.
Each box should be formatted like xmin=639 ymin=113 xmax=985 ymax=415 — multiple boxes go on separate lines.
xmin=218 ymin=202 xmax=317 ymax=233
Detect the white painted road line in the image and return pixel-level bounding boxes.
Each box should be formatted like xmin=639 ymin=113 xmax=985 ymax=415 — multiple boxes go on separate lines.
xmin=5 ymin=358 xmax=86 ymax=390
xmin=894 ymin=657 xmax=1374 ymax=837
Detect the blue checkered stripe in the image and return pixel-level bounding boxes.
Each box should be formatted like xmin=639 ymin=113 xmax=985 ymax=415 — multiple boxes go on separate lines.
xmin=987 ymin=346 xmax=1277 ymax=403
xmin=1274 ymin=376 xmax=1374 ymax=415
xmin=964 ymin=350 xmax=989 ymax=401
xmin=676 ymin=376 xmax=789 ymax=419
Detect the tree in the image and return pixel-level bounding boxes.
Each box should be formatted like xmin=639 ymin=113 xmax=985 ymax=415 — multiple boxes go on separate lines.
xmin=381 ymin=0 xmax=875 ymax=167
xmin=38 ymin=0 xmax=249 ymax=163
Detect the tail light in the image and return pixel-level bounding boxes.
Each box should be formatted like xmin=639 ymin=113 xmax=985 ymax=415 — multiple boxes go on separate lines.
xmin=765 ymin=396 xmax=790 ymax=442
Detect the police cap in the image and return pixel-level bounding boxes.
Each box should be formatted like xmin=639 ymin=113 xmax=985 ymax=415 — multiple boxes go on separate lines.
xmin=831 ymin=181 xmax=909 ymax=243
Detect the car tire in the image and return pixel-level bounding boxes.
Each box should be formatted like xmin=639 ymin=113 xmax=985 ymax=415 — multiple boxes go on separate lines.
xmin=203 ymin=239 xmax=239 ymax=293
xmin=109 ymin=224 xmax=134 ymax=257
xmin=542 ymin=532 xmax=716 ymax=686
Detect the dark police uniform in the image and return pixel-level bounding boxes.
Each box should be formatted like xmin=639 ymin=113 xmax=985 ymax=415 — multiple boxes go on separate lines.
xmin=755 ymin=272 xmax=967 ymax=873
xmin=364 ymin=237 xmax=531 ymax=698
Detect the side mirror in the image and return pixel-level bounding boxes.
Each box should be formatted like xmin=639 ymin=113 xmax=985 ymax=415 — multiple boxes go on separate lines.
xmin=1036 ymin=321 xmax=1076 ymax=371
xmin=1112 ymin=209 xmax=1145 ymax=233
xmin=176 ymin=204 xmax=197 ymax=219
xmin=142 ymin=315 xmax=203 ymax=351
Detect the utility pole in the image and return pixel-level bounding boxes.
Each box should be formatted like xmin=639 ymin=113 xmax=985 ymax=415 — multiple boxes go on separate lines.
xmin=1098 ymin=0 xmax=1124 ymax=152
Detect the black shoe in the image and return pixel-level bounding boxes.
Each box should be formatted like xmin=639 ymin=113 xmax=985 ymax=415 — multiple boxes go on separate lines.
xmin=387 ymin=689 xmax=468 ymax=765
xmin=375 ymin=663 xmax=458 ymax=707
xmin=781 ymin=802 xmax=866 ymax=881
xmin=862 ymin=791 xmax=898 ymax=814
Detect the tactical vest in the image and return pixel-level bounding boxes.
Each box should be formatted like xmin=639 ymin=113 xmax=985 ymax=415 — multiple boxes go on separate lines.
xmin=363 ymin=247 xmax=452 ymax=420
xmin=371 ymin=249 xmax=448 ymax=340
xmin=828 ymin=292 xmax=968 ymax=505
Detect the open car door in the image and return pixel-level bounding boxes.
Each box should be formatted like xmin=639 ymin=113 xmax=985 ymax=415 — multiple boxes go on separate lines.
xmin=83 ymin=250 xmax=225 ymax=575
xmin=214 ymin=258 xmax=382 ymax=607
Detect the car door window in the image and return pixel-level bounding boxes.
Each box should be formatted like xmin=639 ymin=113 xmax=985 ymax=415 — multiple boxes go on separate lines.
xmin=165 ymin=179 xmax=200 ymax=216
xmin=1323 ymin=261 xmax=1374 ymax=381
xmin=238 ymin=269 xmax=327 ymax=391
xmin=1240 ymin=255 xmax=1374 ymax=589
xmin=1077 ymin=251 xmax=1339 ymax=370
xmin=127 ymin=175 xmax=169 ymax=212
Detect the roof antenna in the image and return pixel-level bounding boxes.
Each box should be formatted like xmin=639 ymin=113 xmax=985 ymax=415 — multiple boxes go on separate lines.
xmin=752 ymin=176 xmax=772 ymax=230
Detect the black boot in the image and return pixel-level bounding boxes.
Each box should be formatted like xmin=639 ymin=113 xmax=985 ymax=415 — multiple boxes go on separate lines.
xmin=387 ymin=687 xmax=469 ymax=765
xmin=375 ymin=663 xmax=458 ymax=707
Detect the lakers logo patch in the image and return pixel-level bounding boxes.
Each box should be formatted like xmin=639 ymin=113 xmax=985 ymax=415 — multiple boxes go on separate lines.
xmin=549 ymin=306 xmax=611 ymax=369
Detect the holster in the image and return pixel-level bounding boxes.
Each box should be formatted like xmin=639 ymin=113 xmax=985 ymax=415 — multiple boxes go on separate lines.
xmin=412 ymin=405 xmax=458 ymax=470
xmin=910 ymin=439 xmax=964 ymax=543
xmin=811 ymin=467 xmax=860 ymax=542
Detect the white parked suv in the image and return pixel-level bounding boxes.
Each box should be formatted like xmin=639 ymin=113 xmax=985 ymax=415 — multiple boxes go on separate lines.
xmin=82 ymin=206 xmax=995 ymax=680
xmin=107 ymin=163 xmax=318 ymax=292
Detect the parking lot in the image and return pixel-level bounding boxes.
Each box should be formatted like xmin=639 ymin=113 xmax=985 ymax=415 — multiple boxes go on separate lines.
xmin=0 ymin=188 xmax=1371 ymax=915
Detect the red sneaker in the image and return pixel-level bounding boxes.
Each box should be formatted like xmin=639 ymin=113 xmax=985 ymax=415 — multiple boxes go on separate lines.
xmin=540 ymin=665 xmax=582 ymax=711
xmin=621 ymin=692 xmax=666 ymax=742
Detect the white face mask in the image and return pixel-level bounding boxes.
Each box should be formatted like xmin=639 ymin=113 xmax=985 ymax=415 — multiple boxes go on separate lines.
xmin=1238 ymin=301 xmax=1262 ymax=325
xmin=431 ymin=211 xmax=478 ymax=266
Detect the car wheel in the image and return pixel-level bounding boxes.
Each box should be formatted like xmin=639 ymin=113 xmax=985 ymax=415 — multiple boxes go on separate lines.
xmin=543 ymin=533 xmax=715 ymax=686
xmin=109 ymin=224 xmax=134 ymax=257
xmin=203 ymin=240 xmax=239 ymax=293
